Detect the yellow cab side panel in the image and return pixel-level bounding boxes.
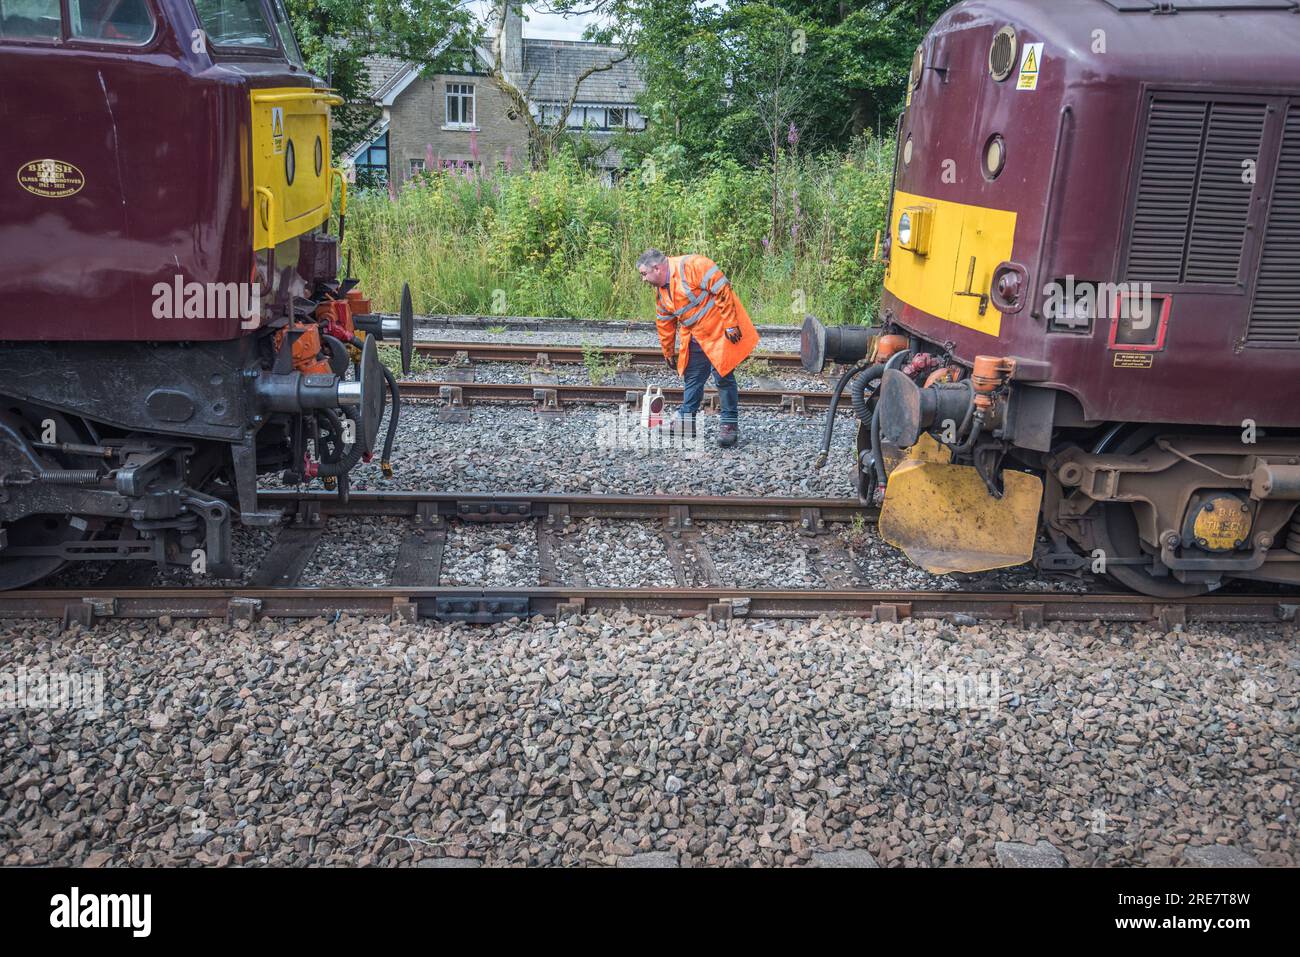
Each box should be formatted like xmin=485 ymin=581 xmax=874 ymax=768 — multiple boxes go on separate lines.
xmin=249 ymin=88 xmax=338 ymax=251
xmin=884 ymin=189 xmax=1017 ymax=338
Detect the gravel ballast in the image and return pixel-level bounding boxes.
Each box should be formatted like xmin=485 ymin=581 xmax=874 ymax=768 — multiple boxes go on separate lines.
xmin=349 ymin=403 xmax=858 ymax=499
xmin=0 ymin=613 xmax=1294 ymax=867
xmin=440 ymin=523 xmax=539 ymax=587
xmin=550 ymin=520 xmax=678 ymax=588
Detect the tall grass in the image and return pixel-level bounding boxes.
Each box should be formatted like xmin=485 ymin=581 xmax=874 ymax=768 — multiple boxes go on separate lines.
xmin=343 ymin=136 xmax=893 ymax=326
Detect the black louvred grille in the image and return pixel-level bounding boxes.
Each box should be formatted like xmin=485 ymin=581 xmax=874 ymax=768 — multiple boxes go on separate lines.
xmin=1125 ymin=98 xmax=1267 ymax=284
xmin=1185 ymin=103 xmax=1268 ymax=282
xmin=1246 ymin=108 xmax=1300 ymax=345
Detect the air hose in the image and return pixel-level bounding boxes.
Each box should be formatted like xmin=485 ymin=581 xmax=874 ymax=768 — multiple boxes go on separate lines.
xmin=814 ymin=361 xmax=878 ymax=469
xmin=379 ymin=365 xmax=400 ymax=478
xmin=849 ymin=363 xmax=886 ymax=423
xmin=315 ymin=410 xmax=364 ymax=477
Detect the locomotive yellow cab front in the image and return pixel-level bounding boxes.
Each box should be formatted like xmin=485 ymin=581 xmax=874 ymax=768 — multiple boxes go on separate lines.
xmin=249 ymin=87 xmax=341 ymax=250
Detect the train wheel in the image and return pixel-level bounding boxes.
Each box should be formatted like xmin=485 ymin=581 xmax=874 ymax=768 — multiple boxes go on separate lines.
xmin=1089 ymin=425 xmax=1210 ymax=599
xmin=0 ymin=408 xmax=98 ymax=589
xmin=0 ymin=515 xmax=92 ymax=589
xmin=1092 ymin=500 xmax=1210 ymax=599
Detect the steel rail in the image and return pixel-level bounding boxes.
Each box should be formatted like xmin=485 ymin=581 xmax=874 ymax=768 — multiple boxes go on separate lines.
xmin=404 ymin=314 xmax=808 ymax=336
xmin=397 ymin=380 xmax=834 ymax=411
xmin=412 ymin=340 xmax=807 ymax=369
xmin=255 ymin=490 xmax=870 ymax=525
xmin=14 ymin=586 xmax=1296 ymax=628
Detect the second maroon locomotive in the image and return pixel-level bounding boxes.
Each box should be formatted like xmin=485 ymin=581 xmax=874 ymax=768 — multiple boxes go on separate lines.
xmin=806 ymin=0 xmax=1300 ymax=596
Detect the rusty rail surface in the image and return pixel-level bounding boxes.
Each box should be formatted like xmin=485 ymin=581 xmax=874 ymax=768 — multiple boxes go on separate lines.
xmin=398 ymin=380 xmax=834 ymax=413
xmin=406 ymin=314 xmax=807 ymax=336
xmin=413 ymin=341 xmax=807 ymax=369
xmin=13 ymin=586 xmax=1296 ymax=629
xmin=254 ymin=490 xmax=868 ymax=526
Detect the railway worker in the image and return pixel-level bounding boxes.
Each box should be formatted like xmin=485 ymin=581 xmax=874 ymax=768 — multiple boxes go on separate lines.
xmin=636 ymin=248 xmax=760 ymax=448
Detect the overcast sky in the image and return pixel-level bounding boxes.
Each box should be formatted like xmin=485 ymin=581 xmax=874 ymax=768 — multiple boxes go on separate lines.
xmin=466 ymin=2 xmax=605 ymax=41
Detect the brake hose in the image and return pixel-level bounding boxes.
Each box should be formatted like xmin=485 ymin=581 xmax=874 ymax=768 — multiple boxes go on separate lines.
xmin=814 ymin=361 xmax=875 ymax=469
xmin=379 ymin=364 xmax=400 ymax=478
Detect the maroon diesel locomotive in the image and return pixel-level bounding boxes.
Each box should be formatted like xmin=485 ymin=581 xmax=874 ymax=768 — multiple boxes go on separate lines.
xmin=805 ymin=0 xmax=1300 ymax=596
xmin=0 ymin=0 xmax=412 ymax=587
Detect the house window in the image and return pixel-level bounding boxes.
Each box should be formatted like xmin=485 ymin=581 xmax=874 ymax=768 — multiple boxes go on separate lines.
xmin=353 ymin=131 xmax=388 ymax=188
xmin=608 ymin=108 xmax=627 ymax=129
xmin=410 ymin=158 xmax=426 ymax=175
xmin=446 ymin=82 xmax=475 ymax=127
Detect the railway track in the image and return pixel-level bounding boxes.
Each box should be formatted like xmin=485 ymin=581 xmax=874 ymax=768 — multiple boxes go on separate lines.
xmin=409 ymin=314 xmax=808 ymax=336
xmin=398 ymin=380 xmax=834 ymax=413
xmin=10 ymin=490 xmax=1297 ymax=628
xmin=14 ymin=585 xmax=1295 ymax=629
xmin=413 ymin=340 xmax=807 ymax=369
xmin=255 ymin=489 xmax=867 ymax=523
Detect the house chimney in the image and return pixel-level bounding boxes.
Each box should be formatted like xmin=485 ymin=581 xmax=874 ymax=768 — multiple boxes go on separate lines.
xmin=495 ymin=2 xmax=524 ymax=77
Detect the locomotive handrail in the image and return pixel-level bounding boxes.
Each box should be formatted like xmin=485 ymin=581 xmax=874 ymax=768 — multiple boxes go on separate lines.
xmin=331 ymin=168 xmax=349 ymax=248
xmin=331 ymin=168 xmax=348 ymax=217
xmin=251 ymin=90 xmax=345 ymax=107
xmin=1030 ymin=104 xmax=1074 ymax=321
xmin=255 ymin=186 xmax=276 ymax=248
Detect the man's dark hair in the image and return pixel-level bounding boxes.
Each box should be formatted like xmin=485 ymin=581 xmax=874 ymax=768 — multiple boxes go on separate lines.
xmin=637 ymin=249 xmax=668 ymax=269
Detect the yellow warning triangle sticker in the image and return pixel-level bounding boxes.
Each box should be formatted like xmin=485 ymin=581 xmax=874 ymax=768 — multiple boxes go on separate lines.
xmin=1022 ymin=48 xmax=1038 ymax=73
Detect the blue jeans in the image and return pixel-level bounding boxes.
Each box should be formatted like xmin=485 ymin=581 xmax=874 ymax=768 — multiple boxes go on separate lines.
xmin=680 ymin=338 xmax=739 ymax=425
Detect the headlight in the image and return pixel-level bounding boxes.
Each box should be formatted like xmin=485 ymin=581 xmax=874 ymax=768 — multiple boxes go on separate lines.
xmin=983 ymin=134 xmax=1006 ymax=180
xmin=895 ymin=205 xmax=932 ymax=256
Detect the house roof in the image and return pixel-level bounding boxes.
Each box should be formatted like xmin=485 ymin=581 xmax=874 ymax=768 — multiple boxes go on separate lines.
xmin=371 ymin=46 xmax=492 ymax=107
xmin=342 ymin=118 xmax=388 ymax=165
xmin=518 ymin=39 xmax=643 ymax=105
xmin=360 ymin=36 xmax=643 ymax=110
xmin=364 ymin=56 xmax=409 ymax=98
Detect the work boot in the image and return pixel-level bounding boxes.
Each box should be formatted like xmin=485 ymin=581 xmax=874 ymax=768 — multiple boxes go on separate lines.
xmin=718 ymin=423 xmax=738 ymax=448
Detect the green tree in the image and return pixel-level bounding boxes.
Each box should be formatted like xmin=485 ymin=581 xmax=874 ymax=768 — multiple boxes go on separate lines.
xmin=284 ymin=0 xmax=478 ymax=156
xmin=541 ymin=0 xmax=955 ymax=167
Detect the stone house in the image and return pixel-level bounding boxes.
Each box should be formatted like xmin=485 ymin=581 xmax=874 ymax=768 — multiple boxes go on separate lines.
xmin=342 ymin=5 xmax=645 ymax=189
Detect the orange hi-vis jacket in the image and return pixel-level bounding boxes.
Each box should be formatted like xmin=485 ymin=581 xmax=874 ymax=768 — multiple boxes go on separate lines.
xmin=655 ymin=254 xmax=760 ymax=378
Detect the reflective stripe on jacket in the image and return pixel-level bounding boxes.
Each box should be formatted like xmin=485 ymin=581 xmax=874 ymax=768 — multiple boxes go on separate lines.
xmin=654 ymin=254 xmax=759 ymax=378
